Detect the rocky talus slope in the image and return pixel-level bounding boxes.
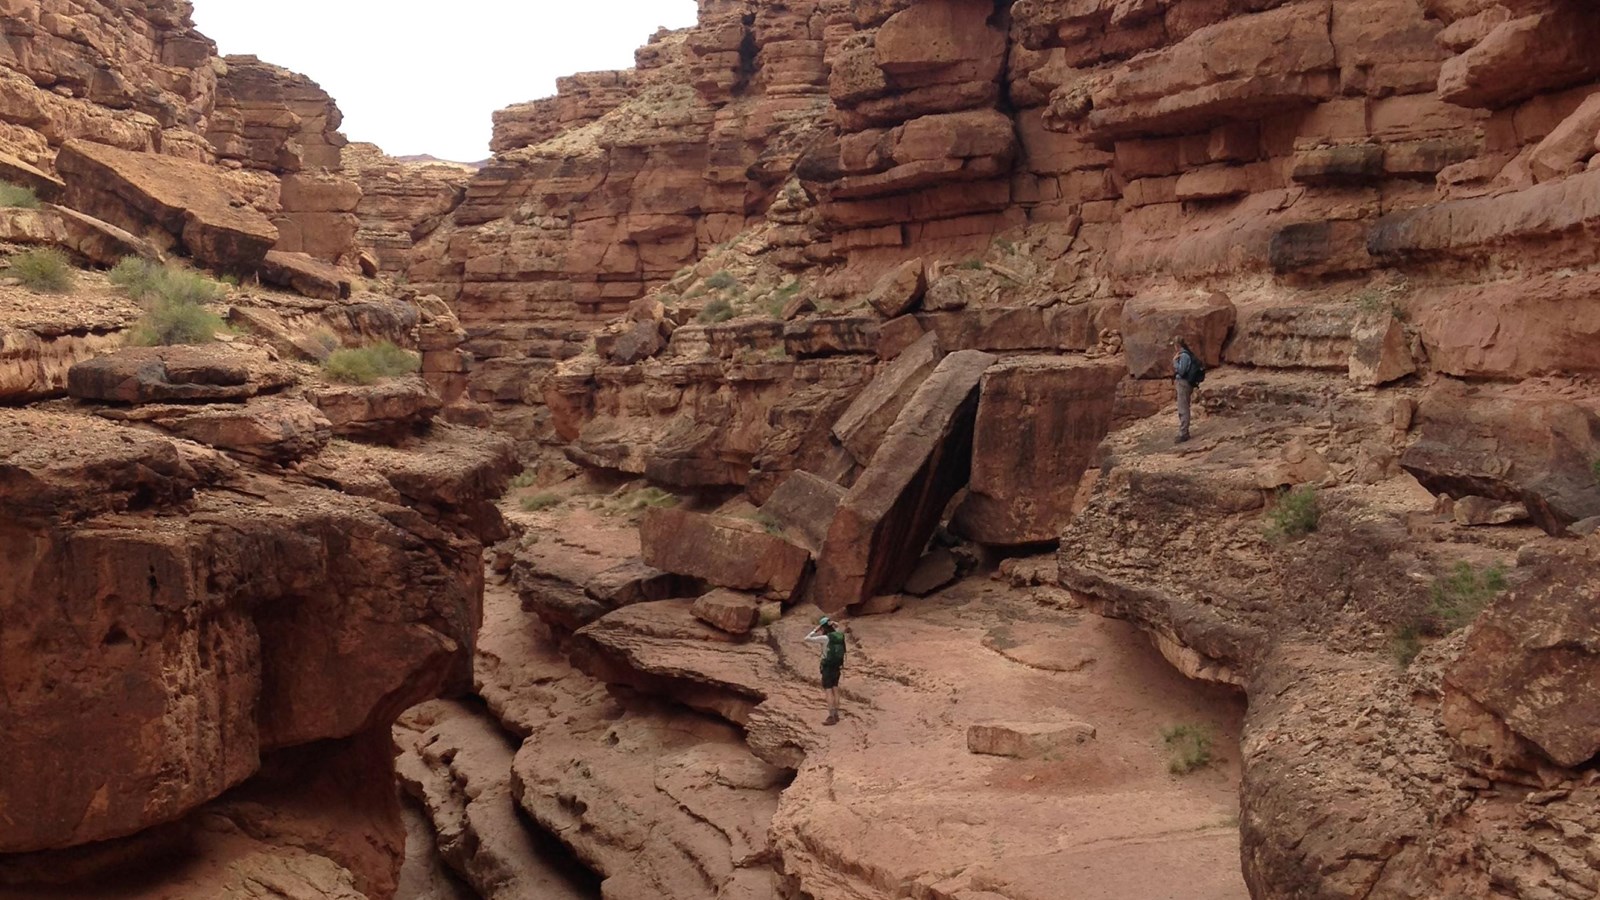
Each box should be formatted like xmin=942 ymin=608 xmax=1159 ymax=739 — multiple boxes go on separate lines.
xmin=387 ymin=0 xmax=1600 ymax=898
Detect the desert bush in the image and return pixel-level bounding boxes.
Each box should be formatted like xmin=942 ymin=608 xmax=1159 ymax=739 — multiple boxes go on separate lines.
xmin=0 ymin=181 xmax=40 ymax=209
xmin=322 ymin=341 xmax=420 ymax=385
xmin=1391 ymin=623 xmax=1424 ymax=669
xmin=616 ymin=487 xmax=678 ymax=512
xmin=1162 ymin=724 xmax=1214 ymax=775
xmin=520 ymin=492 xmax=561 ymax=512
xmin=1265 ymin=485 xmax=1320 ymax=541
xmin=704 ymin=270 xmax=739 ymax=291
xmin=1429 ymin=562 xmax=1507 ymax=632
xmin=9 ymin=248 xmax=74 ymax=293
xmin=697 ymin=297 xmax=735 ymax=324
xmin=116 ymin=259 xmax=230 ymax=345
xmin=509 ymin=471 xmax=539 ymax=490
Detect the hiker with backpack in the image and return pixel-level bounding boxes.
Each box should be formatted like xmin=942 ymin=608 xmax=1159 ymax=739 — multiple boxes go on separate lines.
xmin=803 ymin=616 xmax=847 ymax=726
xmin=1173 ymin=337 xmax=1205 ymax=443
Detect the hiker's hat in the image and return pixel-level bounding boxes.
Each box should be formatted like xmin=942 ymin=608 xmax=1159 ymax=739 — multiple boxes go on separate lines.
xmin=818 ymin=616 xmax=831 ymax=627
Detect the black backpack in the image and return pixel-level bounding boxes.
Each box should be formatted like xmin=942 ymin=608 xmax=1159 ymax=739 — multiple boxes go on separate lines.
xmin=1180 ymin=350 xmax=1205 ymax=386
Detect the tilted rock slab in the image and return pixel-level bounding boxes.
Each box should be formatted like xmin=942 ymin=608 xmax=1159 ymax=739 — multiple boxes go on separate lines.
xmin=56 ymin=139 xmax=279 ymax=271
xmin=813 ymin=349 xmax=995 ymax=611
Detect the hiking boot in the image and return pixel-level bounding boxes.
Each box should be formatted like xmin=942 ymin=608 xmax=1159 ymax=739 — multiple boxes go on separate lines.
xmin=1176 ymin=434 xmax=1190 ymax=444
xmin=823 ymin=713 xmax=839 ymax=726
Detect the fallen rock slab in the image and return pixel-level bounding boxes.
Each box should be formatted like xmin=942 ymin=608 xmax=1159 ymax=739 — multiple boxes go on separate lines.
xmin=1120 ymin=292 xmax=1235 ymax=379
xmin=305 ymin=376 xmax=442 ymax=443
xmin=691 ymin=589 xmax=762 ymax=635
xmin=814 ymin=349 xmax=996 ymax=611
xmin=967 ymin=720 xmax=1097 ymax=759
xmin=903 ymin=548 xmax=958 ymax=596
xmin=640 ymin=507 xmax=811 ymax=600
xmin=56 ymin=139 xmax=278 ymax=271
xmin=866 ymin=257 xmax=927 ymax=318
xmin=260 ymin=250 xmax=354 ymax=301
xmin=67 ymin=346 xmax=294 ymax=405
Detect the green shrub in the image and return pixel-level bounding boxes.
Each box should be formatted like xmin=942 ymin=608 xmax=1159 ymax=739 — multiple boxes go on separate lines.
xmin=520 ymin=492 xmax=561 ymax=512
xmin=128 ymin=296 xmax=227 ymax=346
xmin=955 ymin=259 xmax=985 ymax=270
xmin=1592 ymin=457 xmax=1600 ymax=486
xmin=1162 ymin=724 xmax=1214 ymax=775
xmin=1430 ymin=562 xmax=1507 ymax=632
xmin=115 ymin=258 xmax=230 ymax=345
xmin=509 ymin=471 xmax=539 ymax=490
xmin=322 ymin=341 xmax=421 ymax=385
xmin=697 ymin=297 xmax=735 ymax=324
xmin=9 ymin=248 xmax=74 ymax=293
xmin=0 ymin=181 xmax=40 ymax=209
xmin=1391 ymin=623 xmax=1424 ymax=669
xmin=1265 ymin=486 xmax=1320 ymax=541
xmin=616 ymin=487 xmax=678 ymax=512
xmin=704 ymin=270 xmax=739 ymax=291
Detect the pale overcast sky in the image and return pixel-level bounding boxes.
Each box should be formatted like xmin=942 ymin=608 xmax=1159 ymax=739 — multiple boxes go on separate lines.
xmin=190 ymin=2 xmax=700 ymax=162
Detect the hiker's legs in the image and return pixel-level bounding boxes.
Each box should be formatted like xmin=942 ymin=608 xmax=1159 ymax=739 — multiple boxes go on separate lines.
xmin=827 ymin=687 xmax=839 ymax=717
xmin=1175 ymin=378 xmax=1193 ymax=440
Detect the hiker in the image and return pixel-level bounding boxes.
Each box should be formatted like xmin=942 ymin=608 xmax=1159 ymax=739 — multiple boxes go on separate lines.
xmin=1173 ymin=337 xmax=1204 ymax=443
xmin=803 ymin=616 xmax=846 ymax=726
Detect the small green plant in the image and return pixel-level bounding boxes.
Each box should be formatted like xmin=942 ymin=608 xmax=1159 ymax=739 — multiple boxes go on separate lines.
xmin=1591 ymin=456 xmax=1600 ymax=486
xmin=219 ymin=273 xmax=241 ymax=287
xmin=1265 ymin=485 xmax=1320 ymax=541
xmin=129 ymin=295 xmax=226 ymax=345
xmin=1162 ymin=724 xmax=1214 ymax=775
xmin=1429 ymin=562 xmax=1507 ymax=632
xmin=1391 ymin=623 xmax=1424 ymax=669
xmin=322 ymin=341 xmax=421 ymax=385
xmin=755 ymin=511 xmax=784 ymax=536
xmin=115 ymin=259 xmax=231 ymax=345
xmin=1355 ymin=289 xmax=1388 ymax=314
xmin=509 ymin=471 xmax=539 ymax=490
xmin=704 ymin=270 xmax=739 ymax=291
xmin=520 ymin=492 xmax=561 ymax=512
xmin=697 ymin=297 xmax=735 ymax=324
xmin=313 ymin=330 xmax=341 ymax=354
xmin=955 ymin=259 xmax=985 ymax=271
xmin=0 ymin=181 xmax=40 ymax=209
xmin=9 ymin=248 xmax=74 ymax=292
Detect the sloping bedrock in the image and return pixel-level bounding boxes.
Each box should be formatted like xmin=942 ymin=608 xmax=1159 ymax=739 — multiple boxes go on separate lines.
xmin=1443 ymin=540 xmax=1600 ymax=771
xmin=1368 ymin=166 xmax=1600 ymax=265
xmin=55 ymin=139 xmax=278 ymax=271
xmin=812 ymin=349 xmax=996 ymax=611
xmin=1400 ymin=380 xmax=1600 ymax=536
xmin=953 ymin=356 xmax=1126 ymax=546
xmin=1082 ymin=1 xmax=1338 ymax=142
xmin=1410 ymin=272 xmax=1600 ymax=378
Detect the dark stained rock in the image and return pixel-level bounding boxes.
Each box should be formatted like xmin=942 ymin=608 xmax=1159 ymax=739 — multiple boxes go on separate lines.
xmin=813 ymin=349 xmax=996 ymax=611
xmin=783 ymin=316 xmax=880 ymax=358
xmin=953 ymin=356 xmax=1125 ymax=545
xmin=1400 ymin=382 xmax=1600 ymax=536
xmin=67 ymin=347 xmax=294 ymax=406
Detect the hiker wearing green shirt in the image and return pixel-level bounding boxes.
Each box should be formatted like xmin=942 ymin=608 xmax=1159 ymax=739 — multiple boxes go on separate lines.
xmin=804 ymin=616 xmax=846 ymax=726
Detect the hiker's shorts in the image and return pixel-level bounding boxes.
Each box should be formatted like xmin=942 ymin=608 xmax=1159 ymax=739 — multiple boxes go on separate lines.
xmin=820 ymin=662 xmax=842 ymax=689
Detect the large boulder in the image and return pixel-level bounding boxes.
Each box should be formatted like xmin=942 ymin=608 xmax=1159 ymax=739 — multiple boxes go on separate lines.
xmin=260 ymin=250 xmax=355 ymax=301
xmin=759 ymin=470 xmax=847 ymax=554
xmin=640 ymin=508 xmax=811 ymax=600
xmin=1400 ymin=382 xmax=1600 ymax=536
xmin=1120 ymin=292 xmax=1235 ymax=379
xmin=1444 ymin=541 xmax=1600 ymax=769
xmin=954 ymin=356 xmax=1125 ymax=545
xmin=55 ymin=139 xmax=278 ymax=271
xmin=813 ymin=349 xmax=996 ymax=610
xmin=305 ymin=377 xmax=442 ymax=443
